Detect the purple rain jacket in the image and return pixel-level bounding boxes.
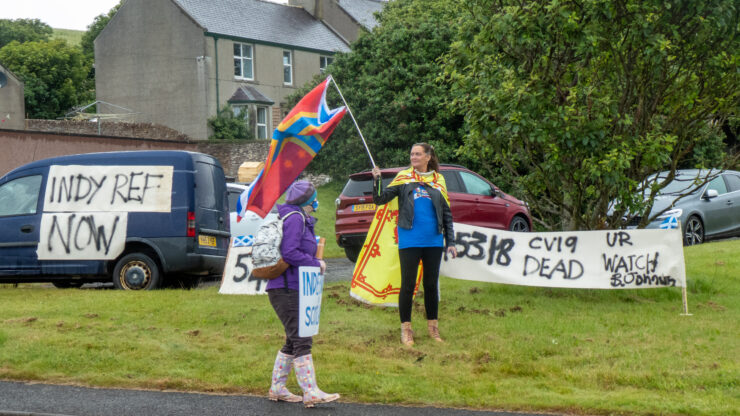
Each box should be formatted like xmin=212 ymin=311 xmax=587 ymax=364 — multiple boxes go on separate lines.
xmin=265 ymin=204 xmax=320 ymax=291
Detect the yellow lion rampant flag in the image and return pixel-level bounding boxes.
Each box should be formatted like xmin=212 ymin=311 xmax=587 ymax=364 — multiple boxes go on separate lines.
xmin=349 ymin=168 xmax=449 ymax=306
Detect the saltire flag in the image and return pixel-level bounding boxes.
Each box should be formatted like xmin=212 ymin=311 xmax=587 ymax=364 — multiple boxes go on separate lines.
xmin=350 ymin=168 xmax=449 ymax=306
xmin=236 ymin=77 xmax=346 ymax=220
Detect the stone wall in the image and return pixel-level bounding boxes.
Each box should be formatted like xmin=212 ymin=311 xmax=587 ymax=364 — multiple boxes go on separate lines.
xmin=195 ymin=141 xmax=270 ymax=180
xmin=25 ymin=119 xmax=190 ymax=141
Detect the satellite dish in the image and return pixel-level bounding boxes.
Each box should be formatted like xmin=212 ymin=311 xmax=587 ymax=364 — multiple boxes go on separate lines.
xmin=0 ymin=72 xmax=7 ymax=88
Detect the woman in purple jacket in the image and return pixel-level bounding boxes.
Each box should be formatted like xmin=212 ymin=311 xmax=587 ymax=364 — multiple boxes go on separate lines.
xmin=266 ymin=180 xmax=339 ymax=407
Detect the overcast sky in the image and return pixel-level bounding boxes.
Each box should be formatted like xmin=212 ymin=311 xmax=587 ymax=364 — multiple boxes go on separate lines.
xmin=1 ymin=0 xmax=122 ymax=31
xmin=0 ymin=0 xmax=290 ymax=31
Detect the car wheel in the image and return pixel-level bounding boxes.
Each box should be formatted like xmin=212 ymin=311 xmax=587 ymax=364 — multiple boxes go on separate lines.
xmin=344 ymin=245 xmax=361 ymax=263
xmin=112 ymin=253 xmax=161 ymax=290
xmin=683 ymin=216 xmax=704 ymax=246
xmin=52 ymin=281 xmax=84 ymax=289
xmin=509 ymin=216 xmax=530 ymax=232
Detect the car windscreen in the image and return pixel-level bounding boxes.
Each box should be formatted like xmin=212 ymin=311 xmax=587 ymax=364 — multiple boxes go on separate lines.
xmin=652 ymin=174 xmax=707 ymax=195
xmin=342 ymin=177 xmax=394 ymax=197
xmin=227 ymin=186 xmax=278 ymax=213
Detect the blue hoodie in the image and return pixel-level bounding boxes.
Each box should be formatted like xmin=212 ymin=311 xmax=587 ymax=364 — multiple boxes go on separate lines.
xmin=266 ymin=204 xmax=320 ymax=291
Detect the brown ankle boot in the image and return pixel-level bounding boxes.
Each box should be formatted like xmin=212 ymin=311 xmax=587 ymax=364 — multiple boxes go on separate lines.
xmin=427 ymin=319 xmax=443 ymax=342
xmin=401 ymin=322 xmax=414 ymax=346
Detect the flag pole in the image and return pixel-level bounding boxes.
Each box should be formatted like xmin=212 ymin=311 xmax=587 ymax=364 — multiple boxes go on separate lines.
xmin=328 ymin=75 xmax=376 ymax=168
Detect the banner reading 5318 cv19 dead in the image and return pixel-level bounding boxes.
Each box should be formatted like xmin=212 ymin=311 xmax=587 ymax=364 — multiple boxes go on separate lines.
xmin=440 ymin=224 xmax=686 ymax=289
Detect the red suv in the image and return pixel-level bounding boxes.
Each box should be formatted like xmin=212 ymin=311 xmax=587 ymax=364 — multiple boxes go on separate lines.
xmin=334 ymin=165 xmax=532 ymax=262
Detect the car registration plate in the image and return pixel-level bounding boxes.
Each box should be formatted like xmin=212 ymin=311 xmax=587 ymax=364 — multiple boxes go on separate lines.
xmin=198 ymin=235 xmax=217 ymax=247
xmin=352 ymin=203 xmax=376 ymax=212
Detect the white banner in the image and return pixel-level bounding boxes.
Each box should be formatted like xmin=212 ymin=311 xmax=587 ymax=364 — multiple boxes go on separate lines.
xmin=441 ymin=224 xmax=686 ymax=289
xmin=299 ymin=266 xmax=324 ymax=337
xmin=44 ymin=165 xmax=173 ymax=212
xmin=219 ymin=243 xmax=267 ymax=295
xmin=37 ymin=212 xmax=128 ymax=260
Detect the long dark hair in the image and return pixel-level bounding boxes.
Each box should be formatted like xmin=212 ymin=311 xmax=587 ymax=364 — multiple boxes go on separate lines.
xmin=412 ymin=142 xmax=440 ymax=172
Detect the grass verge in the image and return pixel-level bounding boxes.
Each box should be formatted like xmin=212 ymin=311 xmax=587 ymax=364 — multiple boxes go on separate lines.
xmin=0 ymin=240 xmax=737 ymax=415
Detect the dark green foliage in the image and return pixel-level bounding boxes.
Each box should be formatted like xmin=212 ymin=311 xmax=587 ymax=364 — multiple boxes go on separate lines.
xmin=443 ymin=0 xmax=739 ymax=230
xmin=0 ymin=19 xmax=52 ymax=49
xmin=208 ymin=105 xmax=253 ymax=141
xmin=288 ymin=0 xmax=471 ymax=179
xmin=80 ymin=1 xmax=123 ymax=60
xmin=0 ymin=39 xmax=93 ymax=119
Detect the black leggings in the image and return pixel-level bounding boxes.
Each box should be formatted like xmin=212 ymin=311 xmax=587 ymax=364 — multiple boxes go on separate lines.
xmin=398 ymin=246 xmax=444 ymax=323
xmin=268 ymin=288 xmax=312 ymax=357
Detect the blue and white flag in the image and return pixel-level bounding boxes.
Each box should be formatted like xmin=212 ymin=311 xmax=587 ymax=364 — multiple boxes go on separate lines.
xmin=233 ymin=235 xmax=254 ymax=247
xmin=659 ymin=216 xmax=679 ymax=229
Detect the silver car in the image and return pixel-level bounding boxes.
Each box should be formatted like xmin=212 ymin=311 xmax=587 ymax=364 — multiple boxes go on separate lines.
xmin=226 ymin=183 xmax=279 ymax=243
xmin=627 ymin=169 xmax=740 ymax=245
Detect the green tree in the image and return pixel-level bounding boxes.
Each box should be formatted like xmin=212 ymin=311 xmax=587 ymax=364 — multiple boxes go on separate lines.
xmin=0 ymin=18 xmax=52 ymax=49
xmin=0 ymin=39 xmax=93 ymax=119
xmin=80 ymin=1 xmax=123 ymax=60
xmin=288 ymin=0 xmax=469 ymax=178
xmin=208 ymin=105 xmax=253 ymax=140
xmin=443 ymin=0 xmax=739 ymax=230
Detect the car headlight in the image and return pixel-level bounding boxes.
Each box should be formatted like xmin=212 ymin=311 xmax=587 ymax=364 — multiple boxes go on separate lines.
xmin=657 ymin=208 xmax=683 ymax=220
xmin=335 ymin=197 xmax=341 ymax=209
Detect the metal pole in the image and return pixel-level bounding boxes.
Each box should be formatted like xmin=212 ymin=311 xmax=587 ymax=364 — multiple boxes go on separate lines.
xmin=328 ymin=75 xmax=376 ymax=168
xmin=677 ymin=221 xmax=692 ymax=316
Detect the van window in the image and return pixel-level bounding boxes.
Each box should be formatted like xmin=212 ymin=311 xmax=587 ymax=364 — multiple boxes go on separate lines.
xmin=0 ymin=175 xmax=42 ymax=216
xmin=195 ymin=162 xmax=226 ymax=209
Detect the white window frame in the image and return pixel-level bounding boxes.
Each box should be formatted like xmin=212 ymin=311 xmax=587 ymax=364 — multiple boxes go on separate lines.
xmin=256 ymin=106 xmax=269 ymax=139
xmin=283 ymin=50 xmax=293 ymax=85
xmin=319 ymin=55 xmax=333 ymax=73
xmin=234 ymin=43 xmax=254 ymax=80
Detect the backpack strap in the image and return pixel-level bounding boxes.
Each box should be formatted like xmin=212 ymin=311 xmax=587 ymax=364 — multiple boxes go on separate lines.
xmin=280 ymin=210 xmax=306 ymax=234
xmin=278 ymin=209 xmax=307 ymax=289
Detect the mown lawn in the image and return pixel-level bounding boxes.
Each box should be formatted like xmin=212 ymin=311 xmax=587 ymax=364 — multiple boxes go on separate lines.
xmin=0 ymin=240 xmax=737 ymax=416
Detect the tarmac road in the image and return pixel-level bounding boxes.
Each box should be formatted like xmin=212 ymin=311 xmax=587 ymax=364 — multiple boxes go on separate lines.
xmin=0 ymin=380 xmax=561 ymax=416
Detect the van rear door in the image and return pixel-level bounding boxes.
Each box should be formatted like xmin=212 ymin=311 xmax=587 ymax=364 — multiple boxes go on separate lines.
xmin=193 ymin=157 xmax=229 ymax=255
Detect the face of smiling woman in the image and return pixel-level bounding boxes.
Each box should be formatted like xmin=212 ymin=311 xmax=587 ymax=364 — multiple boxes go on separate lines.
xmin=410 ymin=145 xmax=431 ymax=172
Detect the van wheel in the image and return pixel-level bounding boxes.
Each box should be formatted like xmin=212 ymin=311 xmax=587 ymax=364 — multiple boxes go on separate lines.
xmin=113 ymin=253 xmax=161 ymax=290
xmin=344 ymin=245 xmax=361 ymax=263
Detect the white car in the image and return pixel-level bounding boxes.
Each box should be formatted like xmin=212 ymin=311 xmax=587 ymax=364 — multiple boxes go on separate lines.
xmin=226 ymin=183 xmax=279 ymax=242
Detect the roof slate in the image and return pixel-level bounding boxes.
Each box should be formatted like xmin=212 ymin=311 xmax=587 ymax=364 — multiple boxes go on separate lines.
xmin=173 ymin=0 xmax=350 ymax=53
xmin=337 ymin=0 xmax=386 ymax=30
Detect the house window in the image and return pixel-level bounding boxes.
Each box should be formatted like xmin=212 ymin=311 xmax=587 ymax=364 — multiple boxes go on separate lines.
xmin=232 ymin=105 xmax=248 ymax=119
xmin=234 ymin=43 xmax=253 ymax=80
xmin=283 ymin=51 xmax=292 ymax=85
xmin=320 ymin=56 xmax=333 ymax=73
xmin=257 ymin=106 xmax=268 ymax=139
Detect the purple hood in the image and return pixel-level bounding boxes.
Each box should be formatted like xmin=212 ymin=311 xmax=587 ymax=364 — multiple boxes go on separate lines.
xmin=265 ymin=204 xmax=320 ymax=291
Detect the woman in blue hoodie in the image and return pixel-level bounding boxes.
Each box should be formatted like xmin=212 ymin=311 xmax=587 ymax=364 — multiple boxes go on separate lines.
xmin=266 ymin=180 xmax=339 ymax=407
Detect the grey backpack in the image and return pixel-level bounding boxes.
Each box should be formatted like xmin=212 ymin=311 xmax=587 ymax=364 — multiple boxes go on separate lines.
xmin=251 ymin=210 xmax=305 ymax=279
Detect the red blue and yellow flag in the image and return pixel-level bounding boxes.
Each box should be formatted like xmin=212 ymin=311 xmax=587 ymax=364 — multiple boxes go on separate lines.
xmin=238 ymin=77 xmax=346 ymax=219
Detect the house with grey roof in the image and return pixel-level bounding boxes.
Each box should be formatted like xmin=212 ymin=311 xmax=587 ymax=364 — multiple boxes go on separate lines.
xmin=0 ymin=63 xmax=25 ymax=131
xmin=95 ymin=0 xmax=354 ymax=140
xmin=289 ymin=0 xmax=386 ymax=43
